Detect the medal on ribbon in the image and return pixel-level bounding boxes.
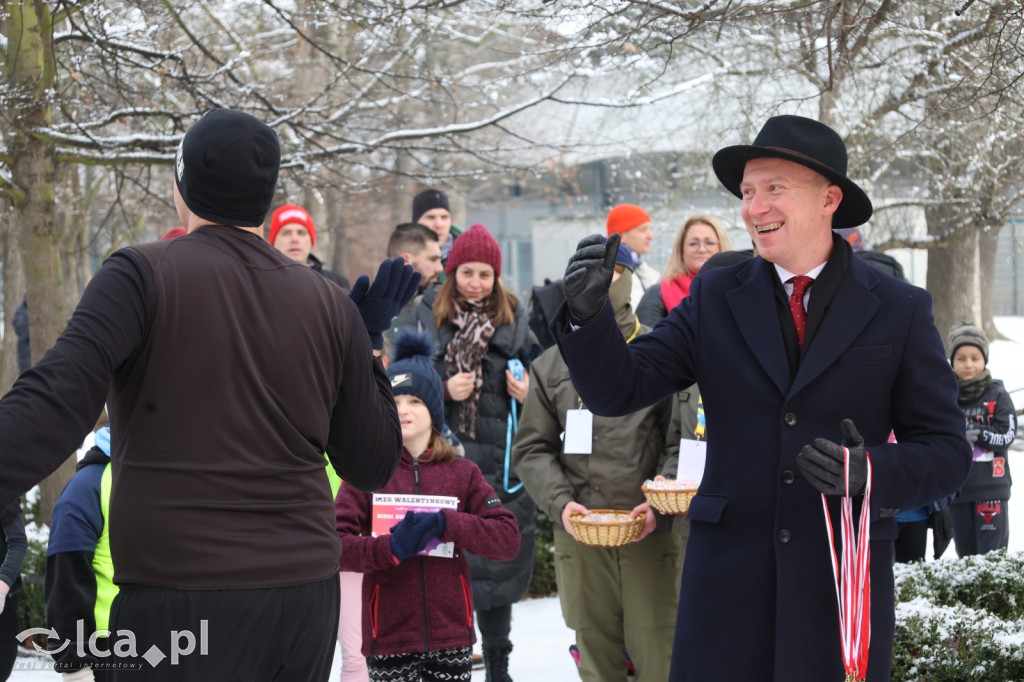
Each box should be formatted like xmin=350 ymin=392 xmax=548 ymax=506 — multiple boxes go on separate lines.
xmin=821 ymin=447 xmax=872 ymax=682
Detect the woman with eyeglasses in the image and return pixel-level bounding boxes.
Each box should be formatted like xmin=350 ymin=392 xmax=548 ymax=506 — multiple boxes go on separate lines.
xmin=636 ymin=214 xmax=733 ymax=327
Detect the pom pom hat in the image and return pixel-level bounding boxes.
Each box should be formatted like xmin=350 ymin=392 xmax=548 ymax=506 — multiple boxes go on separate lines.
xmin=948 ymin=322 xmax=989 ymax=364
xmin=268 ymin=204 xmax=316 ymax=247
xmin=445 ymin=223 xmax=502 ymax=277
xmin=174 ymin=109 xmax=280 ymax=227
xmin=606 ymin=204 xmax=651 ymax=236
xmin=388 ymin=331 xmax=445 ymax=433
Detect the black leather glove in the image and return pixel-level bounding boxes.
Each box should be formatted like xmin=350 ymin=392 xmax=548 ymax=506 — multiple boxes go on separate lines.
xmin=349 ymin=257 xmax=421 ymax=350
xmin=389 ymin=510 xmax=447 ymax=561
xmin=562 ymin=233 xmax=620 ymax=326
xmin=797 ymin=418 xmax=868 ymax=496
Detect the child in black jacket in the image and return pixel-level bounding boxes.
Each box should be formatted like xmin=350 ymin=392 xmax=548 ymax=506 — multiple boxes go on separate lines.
xmin=947 ymin=322 xmax=1018 ymax=556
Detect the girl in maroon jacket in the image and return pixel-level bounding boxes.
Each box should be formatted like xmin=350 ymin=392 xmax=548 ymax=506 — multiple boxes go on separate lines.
xmin=336 ymin=332 xmax=520 ymax=682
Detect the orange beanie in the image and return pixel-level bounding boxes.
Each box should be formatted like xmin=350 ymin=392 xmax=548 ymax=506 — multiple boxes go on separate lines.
xmin=606 ymin=204 xmax=651 ymax=236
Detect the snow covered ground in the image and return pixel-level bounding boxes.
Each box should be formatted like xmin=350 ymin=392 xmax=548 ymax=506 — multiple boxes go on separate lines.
xmin=11 ymin=317 xmax=1024 ymax=681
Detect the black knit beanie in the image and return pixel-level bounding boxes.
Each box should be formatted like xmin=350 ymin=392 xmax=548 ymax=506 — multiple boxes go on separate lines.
xmin=412 ymin=189 xmax=450 ymax=224
xmin=174 ymin=109 xmax=280 ymax=227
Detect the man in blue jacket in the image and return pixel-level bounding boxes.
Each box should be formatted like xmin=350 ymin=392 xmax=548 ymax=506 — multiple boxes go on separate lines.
xmin=551 ymin=115 xmax=971 ymax=682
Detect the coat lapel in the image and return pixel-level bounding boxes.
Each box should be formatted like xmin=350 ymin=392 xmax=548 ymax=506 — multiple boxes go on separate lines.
xmin=790 ymin=259 xmax=881 ymax=397
xmin=727 ymin=260 xmax=791 ymax=397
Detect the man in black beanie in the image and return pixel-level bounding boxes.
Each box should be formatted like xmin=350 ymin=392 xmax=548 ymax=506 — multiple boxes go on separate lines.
xmin=413 ymin=188 xmax=461 ymax=280
xmin=0 ymin=108 xmax=418 ymax=681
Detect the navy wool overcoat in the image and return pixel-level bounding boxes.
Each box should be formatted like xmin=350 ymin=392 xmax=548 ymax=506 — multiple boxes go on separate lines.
xmin=553 ymin=248 xmax=971 ymax=682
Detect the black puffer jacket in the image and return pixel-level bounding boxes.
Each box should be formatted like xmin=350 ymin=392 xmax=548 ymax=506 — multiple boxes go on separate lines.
xmin=414 ymin=287 xmax=538 ymax=611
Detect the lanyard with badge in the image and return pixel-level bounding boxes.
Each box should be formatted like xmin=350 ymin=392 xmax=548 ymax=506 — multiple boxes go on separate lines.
xmin=677 ymin=394 xmax=708 ymax=484
xmin=563 ymin=397 xmax=593 ymax=454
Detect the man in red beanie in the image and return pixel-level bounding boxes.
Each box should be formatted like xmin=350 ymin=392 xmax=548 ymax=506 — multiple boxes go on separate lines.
xmin=606 ymin=204 xmax=658 ymax=309
xmin=269 ymin=203 xmax=350 ymax=290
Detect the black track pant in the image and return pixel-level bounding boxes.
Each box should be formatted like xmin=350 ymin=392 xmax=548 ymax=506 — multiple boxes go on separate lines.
xmin=950 ymin=499 xmax=1010 ymax=557
xmin=109 ymin=575 xmax=339 ymax=681
xmin=0 ymin=592 xmax=17 ymax=680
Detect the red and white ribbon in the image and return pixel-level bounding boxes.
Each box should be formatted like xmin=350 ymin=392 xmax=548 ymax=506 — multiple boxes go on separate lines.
xmin=821 ymin=447 xmax=872 ymax=682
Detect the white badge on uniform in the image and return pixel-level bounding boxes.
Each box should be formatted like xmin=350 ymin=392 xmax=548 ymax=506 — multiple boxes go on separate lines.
xmin=564 ymin=408 xmax=593 ymax=454
xmin=677 ymin=438 xmax=707 ymax=484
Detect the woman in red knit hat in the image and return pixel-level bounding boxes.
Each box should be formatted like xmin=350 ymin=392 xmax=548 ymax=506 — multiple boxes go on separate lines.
xmin=409 ymin=223 xmax=539 ymax=682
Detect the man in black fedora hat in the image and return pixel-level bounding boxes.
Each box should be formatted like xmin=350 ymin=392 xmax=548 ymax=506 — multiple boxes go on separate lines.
xmin=548 ymin=115 xmax=970 ymax=681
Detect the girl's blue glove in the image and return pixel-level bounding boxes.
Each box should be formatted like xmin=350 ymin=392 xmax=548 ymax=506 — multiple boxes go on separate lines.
xmin=389 ymin=510 xmax=447 ymax=561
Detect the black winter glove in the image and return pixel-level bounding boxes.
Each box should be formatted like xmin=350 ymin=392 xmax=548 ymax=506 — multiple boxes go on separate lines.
xmin=389 ymin=510 xmax=447 ymax=561
xmin=349 ymin=257 xmax=421 ymax=350
xmin=797 ymin=418 xmax=868 ymax=496
xmin=562 ymin=233 xmax=620 ymax=326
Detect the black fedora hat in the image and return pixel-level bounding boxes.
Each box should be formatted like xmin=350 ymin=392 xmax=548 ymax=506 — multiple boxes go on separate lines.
xmin=712 ymin=115 xmax=873 ymax=229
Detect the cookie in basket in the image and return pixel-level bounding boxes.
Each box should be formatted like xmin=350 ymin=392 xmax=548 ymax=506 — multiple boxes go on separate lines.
xmin=568 ymin=508 xmax=645 ymax=548
xmin=642 ymin=477 xmax=699 ymax=515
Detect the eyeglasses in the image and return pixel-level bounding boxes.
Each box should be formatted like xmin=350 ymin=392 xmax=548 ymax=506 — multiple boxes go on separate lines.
xmin=686 ymin=239 xmax=720 ymax=250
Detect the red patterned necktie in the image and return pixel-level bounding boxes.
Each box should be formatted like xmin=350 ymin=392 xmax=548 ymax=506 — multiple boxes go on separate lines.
xmin=787 ymin=275 xmax=814 ymax=348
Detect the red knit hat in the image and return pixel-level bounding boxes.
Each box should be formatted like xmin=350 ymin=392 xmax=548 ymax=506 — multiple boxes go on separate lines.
xmin=268 ymin=204 xmax=316 ymax=247
xmin=606 ymin=204 xmax=651 ymax=236
xmin=160 ymin=226 xmax=187 ymax=240
xmin=445 ymin=223 xmax=502 ymax=277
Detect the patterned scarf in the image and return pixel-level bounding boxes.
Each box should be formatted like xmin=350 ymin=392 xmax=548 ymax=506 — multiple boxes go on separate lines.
xmin=957 ymin=368 xmax=991 ymax=405
xmin=444 ymin=298 xmax=496 ymax=438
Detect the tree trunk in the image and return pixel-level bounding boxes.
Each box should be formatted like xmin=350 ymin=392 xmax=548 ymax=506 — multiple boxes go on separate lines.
xmin=925 ymin=205 xmax=979 ymax=354
xmin=978 ymin=223 xmax=1003 ymax=340
xmin=0 ymin=212 xmax=25 ymax=395
xmin=5 ymin=0 xmax=78 ymax=525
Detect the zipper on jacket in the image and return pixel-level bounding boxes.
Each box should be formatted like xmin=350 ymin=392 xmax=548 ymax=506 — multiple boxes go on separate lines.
xmin=369 ymin=583 xmax=380 ymax=656
xmin=413 ymin=458 xmax=431 ymax=651
xmin=418 ymin=557 xmax=430 ymax=651
xmin=460 ymin=574 xmax=474 ymax=642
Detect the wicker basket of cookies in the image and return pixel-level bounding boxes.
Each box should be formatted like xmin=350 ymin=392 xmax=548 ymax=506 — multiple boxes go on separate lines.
xmin=567 ymin=509 xmax=645 ymax=548
xmin=642 ymin=477 xmax=698 ymax=515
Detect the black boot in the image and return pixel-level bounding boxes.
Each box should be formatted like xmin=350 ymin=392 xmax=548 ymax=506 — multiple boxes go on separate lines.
xmin=484 ymin=642 xmax=514 ymax=682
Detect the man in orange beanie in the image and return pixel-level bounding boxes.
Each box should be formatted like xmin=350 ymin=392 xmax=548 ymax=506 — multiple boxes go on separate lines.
xmin=269 ymin=203 xmax=350 ymax=290
xmin=606 ymin=204 xmax=658 ymax=308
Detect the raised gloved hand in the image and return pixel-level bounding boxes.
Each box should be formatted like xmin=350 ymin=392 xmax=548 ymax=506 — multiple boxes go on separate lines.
xmin=389 ymin=510 xmax=447 ymax=561
xmin=797 ymin=419 xmax=868 ymax=496
xmin=965 ymin=428 xmax=981 ymax=445
xmin=62 ymin=668 xmax=96 ymax=682
xmin=562 ymin=233 xmax=620 ymax=326
xmin=349 ymin=257 xmax=422 ymax=350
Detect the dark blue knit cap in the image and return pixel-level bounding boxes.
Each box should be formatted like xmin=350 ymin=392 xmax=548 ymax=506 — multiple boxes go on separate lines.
xmin=387 ymin=331 xmax=445 ymax=433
